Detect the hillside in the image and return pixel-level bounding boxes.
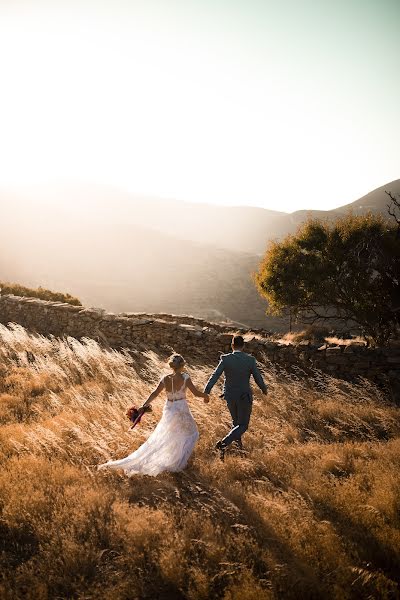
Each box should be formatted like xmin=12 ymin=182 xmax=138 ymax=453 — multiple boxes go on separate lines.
xmin=0 ymin=218 xmax=280 ymax=329
xmin=257 ymin=179 xmax=400 ymax=245
xmin=0 ymin=188 xmax=284 ymax=329
xmin=0 ymin=183 xmax=286 ymax=255
xmin=0 ymin=179 xmax=398 ymax=330
xmin=339 ymin=178 xmax=400 ymax=214
xmin=0 ymin=324 xmax=399 ymax=599
xmin=4 ymin=179 xmax=399 ymax=255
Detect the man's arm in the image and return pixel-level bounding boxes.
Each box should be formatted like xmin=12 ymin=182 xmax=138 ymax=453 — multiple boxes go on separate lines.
xmin=251 ymin=358 xmax=267 ymax=394
xmin=204 ymin=358 xmax=225 ymax=394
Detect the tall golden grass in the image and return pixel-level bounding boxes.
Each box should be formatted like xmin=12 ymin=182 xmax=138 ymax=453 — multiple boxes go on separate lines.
xmin=0 ymin=322 xmax=399 ymax=599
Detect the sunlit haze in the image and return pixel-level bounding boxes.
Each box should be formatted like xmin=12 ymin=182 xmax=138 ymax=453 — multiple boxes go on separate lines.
xmin=0 ymin=0 xmax=399 ymax=212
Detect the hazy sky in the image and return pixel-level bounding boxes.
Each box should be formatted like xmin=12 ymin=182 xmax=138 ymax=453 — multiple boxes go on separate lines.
xmin=0 ymin=0 xmax=399 ymax=212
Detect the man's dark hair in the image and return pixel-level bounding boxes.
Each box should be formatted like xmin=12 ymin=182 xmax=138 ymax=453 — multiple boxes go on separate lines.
xmin=232 ymin=335 xmax=245 ymax=349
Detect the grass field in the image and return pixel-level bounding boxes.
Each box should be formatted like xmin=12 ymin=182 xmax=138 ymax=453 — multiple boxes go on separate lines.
xmin=0 ymin=322 xmax=399 ymax=599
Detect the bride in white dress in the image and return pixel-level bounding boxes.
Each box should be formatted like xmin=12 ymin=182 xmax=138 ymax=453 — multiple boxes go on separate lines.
xmin=99 ymin=354 xmax=209 ymax=476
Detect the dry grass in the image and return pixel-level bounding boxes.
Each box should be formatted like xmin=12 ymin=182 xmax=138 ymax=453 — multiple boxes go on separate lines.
xmin=0 ymin=281 xmax=82 ymax=305
xmin=277 ymin=325 xmax=331 ymax=345
xmin=0 ymin=322 xmax=399 ymax=599
xmin=277 ymin=326 xmax=367 ymax=347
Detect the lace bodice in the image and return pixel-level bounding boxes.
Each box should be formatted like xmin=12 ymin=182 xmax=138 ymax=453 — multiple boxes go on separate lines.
xmin=165 ymin=372 xmax=189 ymax=401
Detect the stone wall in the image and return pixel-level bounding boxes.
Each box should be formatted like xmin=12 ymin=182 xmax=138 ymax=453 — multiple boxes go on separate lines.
xmin=0 ymin=294 xmax=399 ymax=395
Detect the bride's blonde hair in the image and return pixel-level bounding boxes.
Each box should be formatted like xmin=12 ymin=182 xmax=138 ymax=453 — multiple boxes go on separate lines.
xmin=168 ymin=354 xmax=185 ymax=370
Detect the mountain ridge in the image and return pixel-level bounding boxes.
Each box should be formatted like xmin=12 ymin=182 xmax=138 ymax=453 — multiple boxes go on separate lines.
xmin=1 ymin=178 xmax=398 ymax=329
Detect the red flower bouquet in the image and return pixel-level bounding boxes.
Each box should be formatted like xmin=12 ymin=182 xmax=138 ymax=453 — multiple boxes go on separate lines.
xmin=126 ymin=405 xmax=152 ymax=429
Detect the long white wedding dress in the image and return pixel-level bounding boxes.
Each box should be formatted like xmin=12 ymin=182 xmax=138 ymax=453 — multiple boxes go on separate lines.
xmin=99 ymin=373 xmax=199 ymax=476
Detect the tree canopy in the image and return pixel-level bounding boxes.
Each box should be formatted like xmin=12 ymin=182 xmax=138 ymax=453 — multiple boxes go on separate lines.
xmin=255 ymin=213 xmax=400 ymax=345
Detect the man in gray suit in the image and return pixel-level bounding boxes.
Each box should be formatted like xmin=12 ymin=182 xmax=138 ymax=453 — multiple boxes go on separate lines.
xmin=204 ymin=335 xmax=267 ymax=459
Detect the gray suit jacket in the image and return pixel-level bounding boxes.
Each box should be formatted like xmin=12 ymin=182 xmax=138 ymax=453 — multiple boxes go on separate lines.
xmin=204 ymin=351 xmax=267 ymax=400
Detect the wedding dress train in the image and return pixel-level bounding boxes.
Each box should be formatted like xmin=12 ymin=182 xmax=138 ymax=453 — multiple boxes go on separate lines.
xmin=99 ymin=373 xmax=199 ymax=476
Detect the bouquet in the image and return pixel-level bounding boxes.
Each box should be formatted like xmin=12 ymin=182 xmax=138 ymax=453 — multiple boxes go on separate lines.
xmin=126 ymin=404 xmax=152 ymax=429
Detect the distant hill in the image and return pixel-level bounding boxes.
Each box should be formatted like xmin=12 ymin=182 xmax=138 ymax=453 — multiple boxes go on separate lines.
xmin=1 ymin=179 xmax=399 ymax=254
xmin=0 ymin=179 xmax=398 ymax=329
xmin=255 ymin=179 xmax=400 ymax=246
xmin=336 ymin=179 xmax=400 ymax=214
xmin=0 ymin=216 xmax=283 ymax=329
xmin=0 ymin=183 xmax=285 ymax=255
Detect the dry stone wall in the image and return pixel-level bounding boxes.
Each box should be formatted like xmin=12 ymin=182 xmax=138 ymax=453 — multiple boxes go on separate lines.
xmin=0 ymin=294 xmax=399 ymax=395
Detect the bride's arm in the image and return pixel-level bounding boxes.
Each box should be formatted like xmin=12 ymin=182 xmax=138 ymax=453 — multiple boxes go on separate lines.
xmin=186 ymin=377 xmax=209 ymax=403
xmin=140 ymin=378 xmax=165 ymax=410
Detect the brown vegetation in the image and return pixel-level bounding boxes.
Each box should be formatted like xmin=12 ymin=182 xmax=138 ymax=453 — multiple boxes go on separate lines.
xmin=0 ymin=281 xmax=81 ymax=306
xmin=0 ymin=323 xmax=399 ymax=599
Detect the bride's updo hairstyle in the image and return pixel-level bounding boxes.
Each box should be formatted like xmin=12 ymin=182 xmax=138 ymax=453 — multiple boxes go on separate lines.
xmin=168 ymin=354 xmax=185 ymax=371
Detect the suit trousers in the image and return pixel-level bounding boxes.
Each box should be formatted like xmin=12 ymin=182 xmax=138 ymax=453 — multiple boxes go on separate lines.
xmin=221 ymin=393 xmax=253 ymax=447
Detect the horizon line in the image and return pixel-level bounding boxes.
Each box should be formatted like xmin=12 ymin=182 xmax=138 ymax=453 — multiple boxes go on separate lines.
xmin=1 ymin=176 xmax=399 ymax=215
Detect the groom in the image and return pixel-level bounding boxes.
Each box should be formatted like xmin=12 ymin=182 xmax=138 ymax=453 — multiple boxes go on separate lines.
xmin=204 ymin=335 xmax=267 ymax=459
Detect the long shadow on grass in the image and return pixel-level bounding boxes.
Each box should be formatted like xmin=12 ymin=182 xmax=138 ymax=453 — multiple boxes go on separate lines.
xmin=312 ymin=498 xmax=400 ymax=586
xmin=125 ymin=467 xmax=331 ymax=600
xmin=0 ymin=520 xmax=39 ymax=569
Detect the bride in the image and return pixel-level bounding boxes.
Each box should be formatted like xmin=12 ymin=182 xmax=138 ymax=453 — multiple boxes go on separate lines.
xmin=99 ymin=354 xmax=209 ymax=476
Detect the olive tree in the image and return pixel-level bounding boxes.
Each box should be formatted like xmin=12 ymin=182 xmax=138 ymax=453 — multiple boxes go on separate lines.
xmin=255 ymin=213 xmax=400 ymax=345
